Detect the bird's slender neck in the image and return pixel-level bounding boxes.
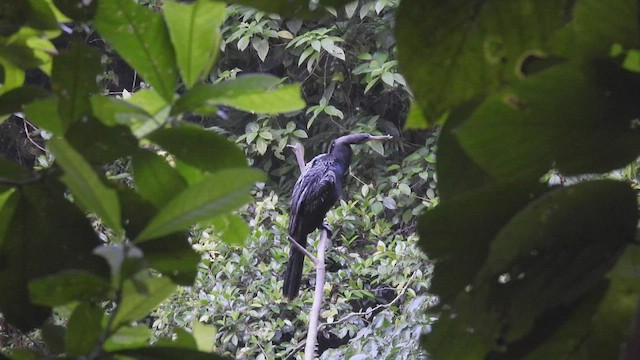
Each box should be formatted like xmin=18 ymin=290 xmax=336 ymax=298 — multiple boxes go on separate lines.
xmin=329 ymin=141 xmax=353 ymax=167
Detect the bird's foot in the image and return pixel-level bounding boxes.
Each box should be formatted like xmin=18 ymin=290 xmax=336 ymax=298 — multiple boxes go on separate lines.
xmin=321 ymin=221 xmax=333 ymax=237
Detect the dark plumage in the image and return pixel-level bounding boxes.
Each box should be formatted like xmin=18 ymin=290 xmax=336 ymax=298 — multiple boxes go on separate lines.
xmin=283 ymin=133 xmax=391 ymax=300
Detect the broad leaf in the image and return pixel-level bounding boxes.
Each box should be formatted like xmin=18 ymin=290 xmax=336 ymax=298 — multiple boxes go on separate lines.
xmin=48 ymin=137 xmax=122 ymax=232
xmin=113 ymin=346 xmax=227 ymax=360
xmin=456 ymin=63 xmax=640 ymax=181
xmin=396 ymin=0 xmax=567 ymax=122
xmin=23 ymin=97 xmax=64 ymax=135
xmin=209 ymin=213 xmax=250 ymax=246
xmin=65 ymin=117 xmax=139 ymax=164
xmin=172 ymin=74 xmax=305 ymax=115
xmin=192 ymin=322 xmax=217 ymax=352
xmin=552 ymin=0 xmax=640 ymax=61
xmin=135 ymin=168 xmax=264 ymax=242
xmin=29 ymin=270 xmax=110 ymax=307
xmin=137 ymin=233 xmax=200 ymax=286
xmin=51 ymin=41 xmax=102 ymax=126
xmin=0 ymin=157 xmax=34 ymax=184
xmin=66 ymin=302 xmax=103 ymax=357
xmin=0 ymin=183 xmax=106 ymax=331
xmin=111 ymin=276 xmax=176 ymax=331
xmin=90 ymin=95 xmax=165 ymax=138
xmin=418 ymin=182 xmax=547 ymax=302
xmin=147 ymin=125 xmax=247 ymax=173
xmin=0 ymin=86 xmax=50 ymax=116
xmin=104 ymin=326 xmax=152 ymax=352
xmin=132 ymin=149 xmax=187 ymax=208
xmin=95 ymin=0 xmax=178 ymax=102
xmin=163 ymin=0 xmax=225 ymax=88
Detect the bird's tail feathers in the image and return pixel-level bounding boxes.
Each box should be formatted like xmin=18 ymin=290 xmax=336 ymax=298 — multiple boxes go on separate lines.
xmin=283 ymin=233 xmax=306 ymax=300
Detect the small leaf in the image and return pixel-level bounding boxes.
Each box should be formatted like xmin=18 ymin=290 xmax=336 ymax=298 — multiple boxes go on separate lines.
xmin=345 ymin=1 xmax=358 ymax=18
xmin=135 ymin=168 xmax=264 ymax=242
xmin=237 ymin=35 xmax=250 ymax=51
xmin=277 ymin=30 xmax=294 ymax=39
xmin=95 ymin=0 xmax=178 ymax=101
xmin=382 ymin=196 xmax=396 ymax=209
xmin=48 ymin=137 xmax=122 ymax=233
xmin=381 ymin=72 xmax=395 ymax=86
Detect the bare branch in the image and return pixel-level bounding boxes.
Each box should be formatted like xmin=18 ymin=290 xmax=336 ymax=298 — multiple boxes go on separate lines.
xmin=287 ymin=143 xmax=306 ymax=174
xmin=304 ymin=228 xmax=329 ymax=360
xmin=287 ymin=235 xmax=317 ymax=264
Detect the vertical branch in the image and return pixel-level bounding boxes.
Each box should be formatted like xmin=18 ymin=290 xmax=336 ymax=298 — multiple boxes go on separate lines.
xmin=304 ymin=229 xmax=328 ymax=360
xmin=288 ymin=143 xmax=306 ymax=174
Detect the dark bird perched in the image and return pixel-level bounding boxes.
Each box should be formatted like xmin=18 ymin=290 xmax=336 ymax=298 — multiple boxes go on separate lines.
xmin=283 ymin=133 xmax=392 ymax=300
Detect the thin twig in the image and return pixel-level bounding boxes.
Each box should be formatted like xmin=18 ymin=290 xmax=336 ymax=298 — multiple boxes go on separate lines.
xmin=318 ymin=272 xmax=418 ymax=332
xmin=22 ymin=120 xmax=46 ymax=152
xmin=288 ymin=235 xmax=317 ymax=264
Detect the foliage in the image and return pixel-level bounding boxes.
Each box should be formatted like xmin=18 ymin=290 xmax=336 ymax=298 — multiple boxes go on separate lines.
xmin=0 ymin=0 xmax=308 ymax=357
xmin=395 ymin=0 xmax=640 ymax=358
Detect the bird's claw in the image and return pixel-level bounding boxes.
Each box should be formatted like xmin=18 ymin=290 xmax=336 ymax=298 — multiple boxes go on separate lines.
xmin=321 ymin=221 xmax=333 ymax=237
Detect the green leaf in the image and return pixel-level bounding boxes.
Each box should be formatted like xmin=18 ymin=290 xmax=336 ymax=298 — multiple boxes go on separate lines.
xmin=95 ymin=0 xmax=178 ymax=102
xmin=209 ymin=214 xmax=249 ymax=246
xmin=435 ymin=99 xmax=492 ymax=202
xmin=0 ymin=184 xmax=107 ymax=331
xmin=456 ymin=62 xmax=640 ymax=181
xmin=226 ymin=0 xmax=353 ymax=19
xmin=137 ymin=233 xmax=200 ymax=286
xmin=53 ymin=0 xmax=97 ymax=21
xmin=48 ymin=137 xmax=122 ymax=233
xmin=0 ymin=86 xmax=50 ymax=116
xmin=66 ymin=302 xmax=103 ymax=356
xmin=0 ymin=157 xmax=34 ymax=184
xmin=111 ymin=276 xmax=177 ymax=331
xmin=172 ymin=74 xmax=305 ymax=115
xmin=163 ymin=0 xmax=225 ymax=88
xmin=28 ymin=270 xmax=110 ymax=307
xmin=104 ymin=325 xmax=152 ymax=352
xmin=65 ymin=117 xmax=140 ymax=164
xmin=477 ymin=180 xmax=638 ymax=341
xmin=147 ymin=124 xmax=247 ymax=172
xmin=418 ymin=182 xmax=547 ymax=302
xmin=396 ymin=0 xmax=567 ymax=121
xmin=132 ymin=149 xmax=187 ymax=208
xmin=192 ymin=322 xmax=217 ymax=352
xmin=552 ymin=0 xmax=640 ymax=61
xmin=23 ymin=97 xmax=65 ymax=135
xmin=135 ymin=168 xmax=264 ymax=242
xmin=0 ymin=59 xmax=25 ymax=95
xmin=51 ymin=41 xmax=102 ymax=126
xmin=402 ymin=101 xmax=428 ymax=130
xmin=90 ymin=95 xmax=166 ymax=138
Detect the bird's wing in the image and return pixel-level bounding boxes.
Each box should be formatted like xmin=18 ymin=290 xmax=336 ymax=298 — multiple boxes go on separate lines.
xmin=288 ymin=154 xmax=338 ymax=234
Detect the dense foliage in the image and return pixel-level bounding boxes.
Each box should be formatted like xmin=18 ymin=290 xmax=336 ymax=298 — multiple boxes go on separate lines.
xmin=0 ymin=0 xmax=639 ymax=359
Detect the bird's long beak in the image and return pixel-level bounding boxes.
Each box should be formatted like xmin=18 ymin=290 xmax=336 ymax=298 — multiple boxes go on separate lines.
xmin=367 ymin=134 xmax=393 ymax=141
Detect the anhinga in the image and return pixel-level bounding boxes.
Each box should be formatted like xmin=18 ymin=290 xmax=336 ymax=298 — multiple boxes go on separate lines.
xmin=283 ymin=133 xmax=392 ymax=300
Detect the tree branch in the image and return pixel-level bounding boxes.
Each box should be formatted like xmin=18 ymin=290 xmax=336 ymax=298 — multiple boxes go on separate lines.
xmin=288 ymin=235 xmax=317 ymax=264
xmin=287 ymin=143 xmax=306 ymax=174
xmin=304 ymin=228 xmax=328 ymax=360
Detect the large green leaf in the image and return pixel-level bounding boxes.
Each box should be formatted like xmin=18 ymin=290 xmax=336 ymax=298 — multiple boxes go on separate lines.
xmin=135 ymin=168 xmax=264 ymax=242
xmin=396 ymin=0 xmax=567 ymax=123
xmin=48 ymin=137 xmax=122 ymax=233
xmin=66 ymin=302 xmax=103 ymax=356
xmin=552 ymin=0 xmax=640 ymax=61
xmin=435 ymin=98 xmax=492 ymax=202
xmin=51 ymin=41 xmax=102 ymax=126
xmin=66 ymin=117 xmax=139 ymax=164
xmin=0 ymin=183 xmax=107 ymax=331
xmin=111 ymin=276 xmax=176 ymax=331
xmin=0 ymin=86 xmax=50 ymax=116
xmin=137 ymin=233 xmax=200 ymax=286
xmin=456 ymin=62 xmax=640 ymax=181
xmin=53 ymin=0 xmax=97 ymax=21
xmin=90 ymin=95 xmax=166 ymax=138
xmin=0 ymin=59 xmax=25 ymax=96
xmin=163 ymin=0 xmax=225 ymax=88
xmin=23 ymin=97 xmax=64 ymax=134
xmin=95 ymin=0 xmax=178 ymax=102
xmin=171 ymin=74 xmax=305 ymax=115
xmin=132 ymin=149 xmax=187 ymax=208
xmin=147 ymin=124 xmax=247 ymax=172
xmin=418 ymin=182 xmax=547 ymax=302
xmin=28 ymin=270 xmax=110 ymax=307
xmin=0 ymin=157 xmax=34 ymax=184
